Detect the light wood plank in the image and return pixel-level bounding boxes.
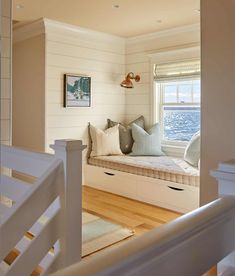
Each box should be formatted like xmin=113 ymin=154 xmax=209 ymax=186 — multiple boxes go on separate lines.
xmin=83 ymin=186 xmax=180 ymax=237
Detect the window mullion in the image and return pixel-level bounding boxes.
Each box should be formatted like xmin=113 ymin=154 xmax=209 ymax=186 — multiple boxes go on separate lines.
xmin=176 ymin=82 xmax=179 ymax=104
xmin=191 ymin=80 xmax=194 ymax=102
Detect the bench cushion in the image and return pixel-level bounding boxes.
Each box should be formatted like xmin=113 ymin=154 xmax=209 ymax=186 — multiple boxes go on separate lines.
xmin=88 ymin=155 xmax=199 ymax=187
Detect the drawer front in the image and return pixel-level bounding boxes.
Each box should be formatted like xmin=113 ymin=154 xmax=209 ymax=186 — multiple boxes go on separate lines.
xmin=85 ymin=165 xmax=137 ymax=198
xmin=136 ymin=180 xmax=199 ymax=213
xmin=85 ymin=164 xmax=199 ymax=213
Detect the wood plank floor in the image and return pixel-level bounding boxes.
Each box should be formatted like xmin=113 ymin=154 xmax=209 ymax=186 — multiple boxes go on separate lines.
xmin=83 ymin=186 xmax=216 ymax=276
xmin=83 ymin=186 xmax=181 ymax=237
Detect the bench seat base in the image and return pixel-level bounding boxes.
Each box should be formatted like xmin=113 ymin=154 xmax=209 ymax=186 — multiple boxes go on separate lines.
xmin=84 ymin=164 xmax=199 ymax=213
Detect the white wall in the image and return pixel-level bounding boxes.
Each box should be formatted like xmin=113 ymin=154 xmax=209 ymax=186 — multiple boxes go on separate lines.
xmin=200 ymin=0 xmax=235 ymax=205
xmin=12 ymin=19 xmax=126 ymax=158
xmin=45 ymin=20 xmax=126 ymax=153
xmin=125 ymin=25 xmax=200 ymax=127
xmin=1 ymin=0 xmax=11 ymax=146
xmin=13 ymin=34 xmax=46 ymax=151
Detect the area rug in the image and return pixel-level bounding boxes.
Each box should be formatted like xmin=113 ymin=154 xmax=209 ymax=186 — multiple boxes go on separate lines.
xmin=82 ymin=211 xmax=134 ymax=257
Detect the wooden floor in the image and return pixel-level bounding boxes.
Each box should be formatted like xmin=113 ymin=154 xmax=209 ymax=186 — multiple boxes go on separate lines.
xmin=83 ymin=186 xmax=216 ymax=276
xmin=83 ymin=186 xmax=181 ymax=237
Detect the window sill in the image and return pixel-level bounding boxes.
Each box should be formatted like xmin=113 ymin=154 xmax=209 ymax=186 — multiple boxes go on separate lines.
xmin=162 ymin=144 xmax=186 ymax=158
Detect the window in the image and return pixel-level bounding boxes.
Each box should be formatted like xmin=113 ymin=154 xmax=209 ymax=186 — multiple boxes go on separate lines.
xmin=154 ymin=60 xmax=200 ymax=144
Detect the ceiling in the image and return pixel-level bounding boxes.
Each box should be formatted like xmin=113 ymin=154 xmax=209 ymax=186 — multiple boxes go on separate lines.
xmin=13 ymin=0 xmax=200 ymax=37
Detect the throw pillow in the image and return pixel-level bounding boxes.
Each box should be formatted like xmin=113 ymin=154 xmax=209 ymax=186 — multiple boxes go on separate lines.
xmin=184 ymin=132 xmax=200 ymax=167
xmin=107 ymin=116 xmax=145 ymax=154
xmin=89 ymin=124 xmax=123 ymax=157
xmin=130 ymin=123 xmax=164 ymax=156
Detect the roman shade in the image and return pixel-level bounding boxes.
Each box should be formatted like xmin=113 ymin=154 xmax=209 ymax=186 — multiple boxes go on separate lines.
xmin=154 ymin=60 xmax=200 ymax=82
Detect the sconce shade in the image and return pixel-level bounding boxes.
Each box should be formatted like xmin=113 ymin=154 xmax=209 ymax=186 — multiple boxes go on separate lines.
xmin=120 ymin=72 xmax=140 ymax=88
xmin=120 ymin=79 xmax=134 ymax=88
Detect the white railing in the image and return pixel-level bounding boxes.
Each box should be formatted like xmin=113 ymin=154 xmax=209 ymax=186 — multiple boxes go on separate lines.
xmin=0 ymin=140 xmax=86 ymax=275
xmin=52 ymin=196 xmax=235 ymax=276
xmin=52 ymin=161 xmax=235 ymax=276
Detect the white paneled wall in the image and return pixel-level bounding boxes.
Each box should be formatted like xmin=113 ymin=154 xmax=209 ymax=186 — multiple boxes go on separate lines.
xmin=1 ymin=0 xmax=12 ymax=146
xmin=45 ymin=22 xmax=126 ymax=153
xmin=13 ymin=19 xmax=126 ymax=159
xmin=12 ymin=19 xmax=200 ymax=158
xmin=125 ymin=25 xmax=200 ymax=127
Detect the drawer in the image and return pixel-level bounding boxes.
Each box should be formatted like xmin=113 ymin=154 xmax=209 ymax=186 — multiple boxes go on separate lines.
xmin=85 ymin=165 xmax=137 ymax=198
xmin=85 ymin=164 xmax=199 ymax=213
xmin=136 ymin=179 xmax=199 ymax=213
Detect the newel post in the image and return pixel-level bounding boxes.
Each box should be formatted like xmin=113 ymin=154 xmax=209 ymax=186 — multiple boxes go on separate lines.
xmin=211 ymin=160 xmax=235 ymax=274
xmin=50 ymin=139 xmax=86 ymax=267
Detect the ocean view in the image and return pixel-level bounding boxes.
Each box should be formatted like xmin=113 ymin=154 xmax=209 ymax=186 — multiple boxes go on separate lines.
xmin=163 ymin=107 xmax=200 ymax=141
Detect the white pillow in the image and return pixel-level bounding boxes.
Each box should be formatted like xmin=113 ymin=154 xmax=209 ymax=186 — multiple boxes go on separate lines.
xmin=184 ymin=132 xmax=200 ymax=167
xmin=89 ymin=124 xmax=123 ymax=157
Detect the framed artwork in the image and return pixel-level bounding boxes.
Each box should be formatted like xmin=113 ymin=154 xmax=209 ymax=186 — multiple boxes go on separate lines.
xmin=64 ymin=74 xmax=91 ymax=107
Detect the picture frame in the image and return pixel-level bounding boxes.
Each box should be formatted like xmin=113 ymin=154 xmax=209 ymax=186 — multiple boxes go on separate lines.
xmin=64 ymin=74 xmax=91 ymax=107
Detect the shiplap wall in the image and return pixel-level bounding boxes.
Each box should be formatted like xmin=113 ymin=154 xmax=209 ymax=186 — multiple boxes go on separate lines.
xmin=125 ymin=26 xmax=200 ymax=127
xmin=12 ymin=19 xmax=200 ymax=156
xmin=1 ymin=0 xmax=11 ymax=146
xmin=45 ymin=21 xmax=126 ymax=153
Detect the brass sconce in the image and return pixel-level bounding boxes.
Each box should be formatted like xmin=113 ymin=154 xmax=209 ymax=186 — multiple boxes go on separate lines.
xmin=120 ymin=72 xmax=140 ymax=88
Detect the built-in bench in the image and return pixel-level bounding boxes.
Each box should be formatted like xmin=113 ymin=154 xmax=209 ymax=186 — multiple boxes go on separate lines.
xmin=85 ymin=155 xmax=199 ymax=213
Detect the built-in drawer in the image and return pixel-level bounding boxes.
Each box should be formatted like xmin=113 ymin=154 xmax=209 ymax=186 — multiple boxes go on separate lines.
xmin=85 ymin=164 xmax=199 ymax=213
xmin=85 ymin=165 xmax=137 ymax=198
xmin=136 ymin=178 xmax=199 ymax=213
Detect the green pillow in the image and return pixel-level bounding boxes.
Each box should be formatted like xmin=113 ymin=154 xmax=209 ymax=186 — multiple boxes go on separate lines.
xmin=130 ymin=123 xmax=164 ymax=156
xmin=184 ymin=132 xmax=200 ymax=167
xmin=107 ymin=116 xmax=145 ymax=154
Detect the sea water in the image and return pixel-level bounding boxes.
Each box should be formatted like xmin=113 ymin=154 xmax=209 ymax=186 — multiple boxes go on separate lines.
xmin=163 ymin=107 xmax=200 ymax=141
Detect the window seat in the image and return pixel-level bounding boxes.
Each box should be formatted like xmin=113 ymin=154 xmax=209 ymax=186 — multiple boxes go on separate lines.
xmin=88 ymin=155 xmax=199 ymax=187
xmin=85 ymin=155 xmax=199 ymax=213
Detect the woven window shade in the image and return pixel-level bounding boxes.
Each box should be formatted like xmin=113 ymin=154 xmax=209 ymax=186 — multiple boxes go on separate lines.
xmin=154 ymin=60 xmax=200 ymax=81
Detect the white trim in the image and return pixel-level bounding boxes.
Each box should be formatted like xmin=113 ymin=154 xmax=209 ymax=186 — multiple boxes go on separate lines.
xmin=148 ymin=45 xmax=200 ymax=63
xmin=162 ymin=144 xmax=186 ymax=158
xmin=13 ymin=18 xmax=125 ymax=45
xmin=149 ymin=46 xmax=200 ymax=142
xmin=148 ymin=44 xmax=200 ymax=122
xmin=13 ymin=18 xmax=200 ymax=47
xmin=126 ymin=23 xmax=200 ymax=45
xmin=13 ymin=19 xmax=46 ymax=44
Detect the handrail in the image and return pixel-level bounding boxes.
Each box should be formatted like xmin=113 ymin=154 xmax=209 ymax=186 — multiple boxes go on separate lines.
xmin=0 ymin=159 xmax=64 ymax=260
xmin=53 ymin=196 xmax=235 ymax=276
xmin=0 ymin=140 xmax=86 ymax=275
xmin=1 ymin=144 xmax=55 ymax=177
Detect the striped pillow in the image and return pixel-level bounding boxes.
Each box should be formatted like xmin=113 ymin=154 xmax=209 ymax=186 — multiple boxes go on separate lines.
xmin=130 ymin=123 xmax=164 ymax=156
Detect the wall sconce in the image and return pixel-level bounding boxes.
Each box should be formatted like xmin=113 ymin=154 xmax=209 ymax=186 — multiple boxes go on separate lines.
xmin=120 ymin=72 xmax=140 ymax=88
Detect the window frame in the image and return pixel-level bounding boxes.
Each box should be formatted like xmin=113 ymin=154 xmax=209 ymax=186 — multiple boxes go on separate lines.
xmin=148 ymin=46 xmax=200 ymax=155
xmin=157 ymin=78 xmax=200 ymax=147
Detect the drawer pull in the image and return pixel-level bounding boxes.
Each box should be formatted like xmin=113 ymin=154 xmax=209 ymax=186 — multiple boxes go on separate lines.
xmin=168 ymin=186 xmax=184 ymax=191
xmin=104 ymin=172 xmax=115 ymax=176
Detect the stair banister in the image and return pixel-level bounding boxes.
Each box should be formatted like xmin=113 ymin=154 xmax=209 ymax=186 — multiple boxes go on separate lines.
xmin=50 ymin=140 xmax=86 ymax=267
xmin=211 ymin=159 xmax=235 ymax=275
xmin=51 ymin=159 xmax=235 ymax=276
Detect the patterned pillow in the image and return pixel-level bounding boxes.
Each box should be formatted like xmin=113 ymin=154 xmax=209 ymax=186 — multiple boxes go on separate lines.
xmin=130 ymin=123 xmax=164 ymax=156
xmin=184 ymin=132 xmax=200 ymax=167
xmin=107 ymin=116 xmax=145 ymax=154
xmin=89 ymin=124 xmax=123 ymax=157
